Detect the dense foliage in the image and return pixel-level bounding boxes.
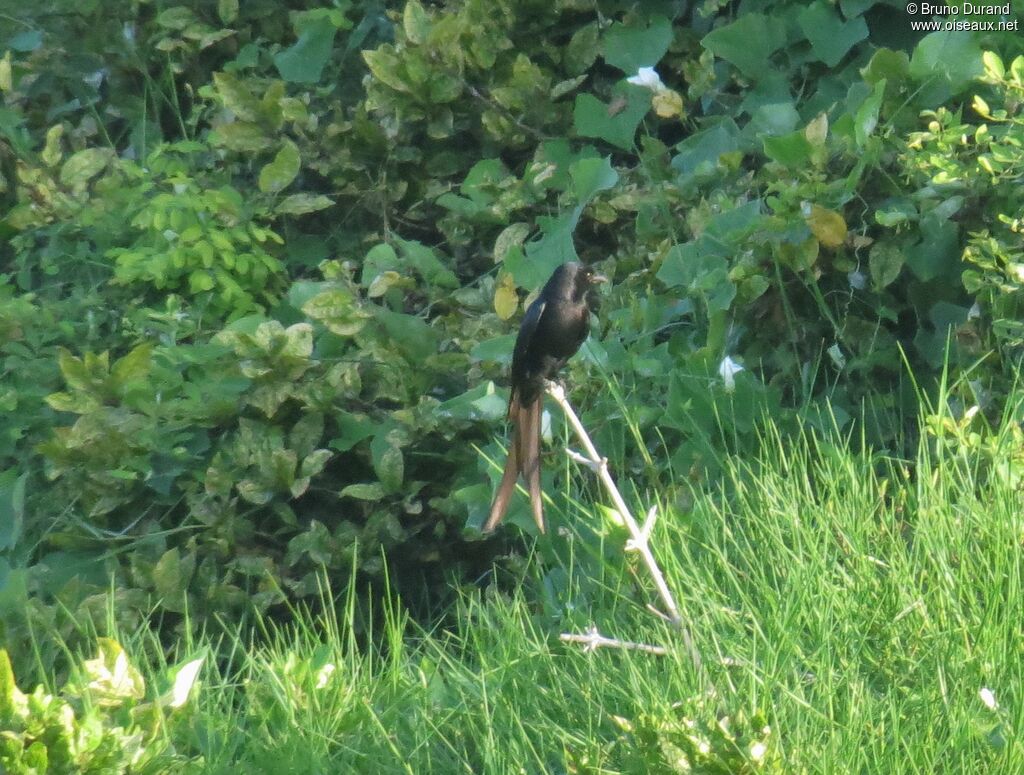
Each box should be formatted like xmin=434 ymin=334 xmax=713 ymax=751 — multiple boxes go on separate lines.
xmin=2 ymin=0 xmax=1023 ymax=699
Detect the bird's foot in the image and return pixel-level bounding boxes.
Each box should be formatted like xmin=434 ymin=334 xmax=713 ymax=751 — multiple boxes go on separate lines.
xmin=544 ymin=379 xmax=567 ymax=401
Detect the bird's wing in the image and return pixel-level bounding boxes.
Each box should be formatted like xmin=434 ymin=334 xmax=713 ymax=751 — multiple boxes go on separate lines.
xmin=510 ymin=298 xmax=546 ymax=395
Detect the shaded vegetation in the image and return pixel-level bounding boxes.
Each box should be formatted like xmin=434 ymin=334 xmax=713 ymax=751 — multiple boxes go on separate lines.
xmin=2 ymin=0 xmax=1024 ymax=767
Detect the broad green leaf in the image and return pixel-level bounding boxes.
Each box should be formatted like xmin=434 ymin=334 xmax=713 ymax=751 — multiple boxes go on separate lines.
xmin=153 ymin=548 xmax=193 ymax=613
xmin=603 ymin=15 xmax=672 ymax=74
xmin=570 ymin=156 xmax=619 ymax=203
xmin=341 ymin=482 xmax=386 ymax=500
xmin=213 ymin=71 xmax=261 ymax=121
xmin=395 ymin=237 xmax=459 ymax=288
xmin=909 ymin=31 xmax=983 ymax=95
xmin=494 ymin=223 xmax=531 ymax=263
xmin=702 ymin=14 xmax=787 ymax=78
xmin=403 ymin=0 xmax=430 ymax=45
xmin=290 ymin=412 xmax=324 ymax=458
xmin=218 ymin=0 xmax=238 ymax=23
xmin=861 ymin=48 xmax=910 ymax=86
xmin=854 ymin=79 xmax=885 ymax=147
xmin=329 ymin=412 xmax=376 ymax=453
xmin=274 ymin=15 xmax=337 ymax=83
xmin=110 ymin=343 xmax=154 ymax=388
xmin=276 ymin=193 xmax=333 ymax=215
xmin=573 ymin=87 xmax=649 ymax=150
xmin=212 ymin=122 xmax=273 ymax=152
xmin=869 ymin=243 xmax=904 ymax=290
xmin=374 ymin=308 xmax=441 ymax=361
xmin=0 ymin=471 xmax=26 ymax=552
xmin=59 ymin=148 xmax=113 ymax=187
xmin=371 ymin=432 xmax=404 ymax=492
xmin=764 ymin=130 xmax=812 ymax=167
xmin=797 ymin=2 xmax=868 ymax=68
xmin=258 ymin=140 xmax=300 ymax=193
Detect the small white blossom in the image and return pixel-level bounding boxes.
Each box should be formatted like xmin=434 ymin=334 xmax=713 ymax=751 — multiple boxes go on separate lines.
xmin=827 ymin=343 xmax=846 ymax=370
xmin=750 ymin=741 xmax=767 ymax=761
xmin=848 ymin=270 xmax=866 ymax=290
xmin=980 ymin=687 xmax=998 ymax=710
xmin=718 ymin=356 xmax=743 ymax=393
xmin=626 ymin=66 xmax=665 ymax=92
xmin=316 ymin=663 xmax=336 ymax=690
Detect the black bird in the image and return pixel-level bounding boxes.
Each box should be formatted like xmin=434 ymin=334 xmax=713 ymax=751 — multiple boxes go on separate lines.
xmin=484 ymin=262 xmax=607 ymax=534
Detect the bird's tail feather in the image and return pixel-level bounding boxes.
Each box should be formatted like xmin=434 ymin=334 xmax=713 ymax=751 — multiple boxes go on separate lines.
xmin=483 ymin=396 xmax=546 ymax=534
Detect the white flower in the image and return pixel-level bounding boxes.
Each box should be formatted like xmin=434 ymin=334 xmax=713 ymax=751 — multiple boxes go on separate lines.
xmin=827 ymin=343 xmax=846 ymax=370
xmin=315 ymin=663 xmax=336 ymax=690
xmin=718 ymin=356 xmax=743 ymax=393
xmin=626 ymin=67 xmax=665 ymax=92
xmin=848 ymin=270 xmax=866 ymax=290
xmin=980 ymin=687 xmax=998 ymax=710
xmin=749 ymin=741 xmax=767 ymax=761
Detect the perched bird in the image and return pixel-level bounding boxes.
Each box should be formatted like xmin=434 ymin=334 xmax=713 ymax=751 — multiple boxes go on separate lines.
xmin=484 ymin=262 xmax=607 ymax=534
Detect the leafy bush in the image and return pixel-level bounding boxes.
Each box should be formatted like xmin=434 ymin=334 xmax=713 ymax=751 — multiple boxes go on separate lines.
xmin=2 ymin=0 xmax=1024 ymax=676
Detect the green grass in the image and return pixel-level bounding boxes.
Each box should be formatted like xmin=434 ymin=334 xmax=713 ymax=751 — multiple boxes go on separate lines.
xmin=11 ymin=401 xmax=1024 ymax=773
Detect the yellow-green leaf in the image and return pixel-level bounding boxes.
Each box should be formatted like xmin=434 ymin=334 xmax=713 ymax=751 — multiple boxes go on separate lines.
xmin=59 ymin=148 xmax=113 ymax=187
xmin=0 ymin=51 xmax=12 ymax=93
xmin=275 ymin=193 xmax=333 ymax=215
xmin=403 ymin=0 xmax=430 ymax=45
xmin=218 ymin=0 xmax=238 ymax=24
xmin=41 ymin=125 xmax=64 ymax=168
xmin=805 ymin=204 xmax=847 ymax=249
xmin=805 ymin=112 xmax=828 ymax=146
xmin=494 ymin=273 xmax=518 ymax=320
xmin=652 ymin=89 xmax=684 ymax=119
xmin=494 ymin=223 xmax=530 ymax=263
xmin=258 ymin=140 xmax=300 ymax=193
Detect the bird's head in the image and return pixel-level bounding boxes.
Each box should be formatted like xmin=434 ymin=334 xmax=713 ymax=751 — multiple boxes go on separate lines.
xmin=570 ymin=263 xmax=608 ymax=301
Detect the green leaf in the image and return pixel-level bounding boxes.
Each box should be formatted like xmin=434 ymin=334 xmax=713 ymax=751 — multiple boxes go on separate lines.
xmin=403 ymin=0 xmax=430 ymax=45
xmin=211 ymin=122 xmax=273 ymax=152
xmin=153 ymin=548 xmax=193 ymax=612
xmin=763 ymin=130 xmax=812 ymax=167
xmin=571 ymin=155 xmax=619 ymax=203
xmin=573 ymin=86 xmax=650 ymax=150
xmin=341 ymin=482 xmax=386 ymax=500
xmin=371 ymin=432 xmax=404 ymax=492
xmin=276 ymin=193 xmax=333 ymax=215
xmin=302 ymin=288 xmax=370 ymax=336
xmin=329 ymin=412 xmax=376 ymax=453
xmin=703 ymin=14 xmax=787 ymax=78
xmin=394 ymin=237 xmax=459 ymax=288
xmin=290 ymin=412 xmax=324 ymax=458
xmin=59 ymin=148 xmax=113 ymax=187
xmin=218 ymin=0 xmax=238 ymax=24
xmin=855 ymin=78 xmax=885 ymax=147
xmin=909 ymin=31 xmax=984 ymax=95
xmin=494 ymin=223 xmax=531 ymax=263
xmin=274 ymin=15 xmax=337 ymax=83
xmin=259 ymin=140 xmax=301 ymax=193
xmin=797 ymin=2 xmax=868 ymax=68
xmin=0 ymin=471 xmax=26 ymax=552
xmin=110 ymin=343 xmax=154 ymax=389
xmin=213 ymin=71 xmax=261 ymax=121
xmin=869 ymin=243 xmax=904 ymax=290
xmin=861 ymin=48 xmax=910 ymax=86
xmin=374 ymin=308 xmax=441 ymax=361
xmin=603 ymin=15 xmax=672 ymax=74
